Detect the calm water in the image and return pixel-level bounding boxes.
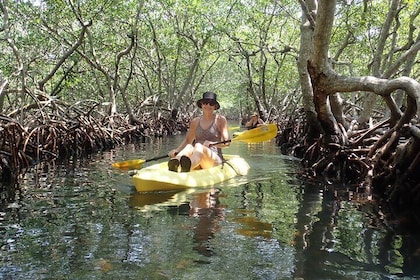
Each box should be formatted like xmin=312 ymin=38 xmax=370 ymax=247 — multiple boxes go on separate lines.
xmin=1 ymin=132 xmax=419 ymax=279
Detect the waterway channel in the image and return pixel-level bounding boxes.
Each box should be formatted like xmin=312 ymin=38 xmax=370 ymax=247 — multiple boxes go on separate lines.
xmin=1 ymin=132 xmax=419 ymax=279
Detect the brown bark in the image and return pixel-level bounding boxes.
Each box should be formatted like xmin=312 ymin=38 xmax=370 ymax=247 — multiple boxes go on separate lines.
xmin=298 ymin=0 xmax=323 ymax=142
xmin=300 ymin=0 xmax=420 ymax=199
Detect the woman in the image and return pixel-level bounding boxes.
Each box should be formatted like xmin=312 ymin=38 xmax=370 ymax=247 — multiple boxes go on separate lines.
xmin=245 ymin=112 xmax=265 ymax=130
xmin=168 ymin=92 xmax=229 ymax=172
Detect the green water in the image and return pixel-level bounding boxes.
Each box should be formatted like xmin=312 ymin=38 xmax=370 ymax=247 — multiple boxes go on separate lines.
xmin=1 ymin=134 xmax=419 ymax=279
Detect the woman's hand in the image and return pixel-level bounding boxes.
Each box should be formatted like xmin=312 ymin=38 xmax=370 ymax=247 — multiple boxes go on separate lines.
xmin=168 ymin=149 xmax=178 ymax=158
xmin=203 ymin=140 xmax=213 ymax=147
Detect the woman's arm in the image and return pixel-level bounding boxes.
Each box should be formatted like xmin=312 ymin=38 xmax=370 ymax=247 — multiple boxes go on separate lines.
xmin=245 ymin=118 xmax=253 ymax=129
xmin=210 ymin=115 xmax=229 ymax=148
xmin=169 ymin=118 xmax=198 ymax=157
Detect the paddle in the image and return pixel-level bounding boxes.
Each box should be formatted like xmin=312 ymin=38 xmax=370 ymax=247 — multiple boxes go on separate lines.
xmin=112 ymin=123 xmax=278 ymax=170
xmin=112 ymin=154 xmax=169 ymax=170
xmin=212 ymin=123 xmax=278 ymax=145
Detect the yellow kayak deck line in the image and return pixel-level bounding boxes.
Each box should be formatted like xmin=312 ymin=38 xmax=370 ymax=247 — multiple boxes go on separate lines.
xmin=132 ymin=154 xmax=250 ymax=192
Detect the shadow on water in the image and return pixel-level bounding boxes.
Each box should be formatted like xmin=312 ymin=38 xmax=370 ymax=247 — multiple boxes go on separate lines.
xmin=1 ymin=132 xmax=420 ymax=279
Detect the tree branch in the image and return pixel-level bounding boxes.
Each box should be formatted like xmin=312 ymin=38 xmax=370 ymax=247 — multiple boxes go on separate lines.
xmin=38 ymin=20 xmax=92 ymax=91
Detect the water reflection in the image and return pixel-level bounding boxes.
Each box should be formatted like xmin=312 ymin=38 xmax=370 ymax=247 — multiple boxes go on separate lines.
xmin=129 ymin=190 xmax=187 ymax=209
xmin=293 ymin=182 xmax=420 ymax=278
xmin=188 ymin=189 xmax=224 ymax=257
xmin=130 ymin=189 xmax=226 ymax=257
xmin=2 ymin=138 xmax=420 ymax=279
xmin=233 ymin=212 xmax=273 ymax=239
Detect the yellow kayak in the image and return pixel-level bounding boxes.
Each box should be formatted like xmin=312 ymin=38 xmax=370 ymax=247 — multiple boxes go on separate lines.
xmin=132 ymin=154 xmax=250 ymax=192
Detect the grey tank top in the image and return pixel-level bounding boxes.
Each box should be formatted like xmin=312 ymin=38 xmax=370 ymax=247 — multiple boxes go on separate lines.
xmin=195 ymin=116 xmax=223 ymax=159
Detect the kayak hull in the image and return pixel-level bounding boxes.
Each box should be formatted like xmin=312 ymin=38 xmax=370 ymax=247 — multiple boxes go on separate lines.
xmin=132 ymin=154 xmax=250 ymax=192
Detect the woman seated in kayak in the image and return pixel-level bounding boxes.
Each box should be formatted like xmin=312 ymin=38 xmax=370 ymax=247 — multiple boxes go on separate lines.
xmin=167 ymin=92 xmax=230 ymax=172
xmin=245 ymin=112 xmax=265 ymax=130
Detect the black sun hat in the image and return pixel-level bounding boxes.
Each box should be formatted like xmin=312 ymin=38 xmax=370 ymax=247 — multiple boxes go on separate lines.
xmin=196 ymin=91 xmax=220 ymax=110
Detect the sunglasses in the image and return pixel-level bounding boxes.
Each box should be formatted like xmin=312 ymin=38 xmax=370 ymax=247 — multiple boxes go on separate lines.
xmin=201 ymin=99 xmax=217 ymax=106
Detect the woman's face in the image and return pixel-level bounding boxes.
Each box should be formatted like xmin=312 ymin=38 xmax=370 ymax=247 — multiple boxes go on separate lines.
xmin=201 ymin=99 xmax=217 ymax=107
xmin=201 ymin=100 xmax=217 ymax=110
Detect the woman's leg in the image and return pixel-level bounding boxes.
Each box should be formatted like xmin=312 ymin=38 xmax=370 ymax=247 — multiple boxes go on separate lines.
xmin=175 ymin=144 xmax=194 ymax=159
xmin=169 ymin=144 xmax=194 ymax=172
xmin=190 ymin=143 xmax=220 ymax=170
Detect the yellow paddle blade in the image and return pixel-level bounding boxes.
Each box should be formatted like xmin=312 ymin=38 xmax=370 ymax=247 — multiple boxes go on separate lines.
xmin=112 ymin=159 xmax=145 ymax=170
xmin=112 ymin=154 xmax=169 ymax=170
xmin=232 ymin=124 xmax=278 ymax=143
xmin=228 ymin=126 xmax=241 ymax=131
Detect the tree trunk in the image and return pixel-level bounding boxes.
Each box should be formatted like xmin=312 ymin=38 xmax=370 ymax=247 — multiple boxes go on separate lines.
xmin=359 ymin=0 xmax=402 ymax=125
xmin=308 ymin=0 xmax=343 ymax=144
xmin=0 ymin=77 xmax=8 ymax=113
xmin=301 ymin=0 xmax=420 ymax=195
xmin=298 ymin=0 xmax=323 ymax=142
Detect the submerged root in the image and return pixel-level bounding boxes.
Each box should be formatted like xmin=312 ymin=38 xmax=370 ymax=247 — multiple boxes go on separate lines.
xmin=277 ymin=109 xmax=420 ymax=228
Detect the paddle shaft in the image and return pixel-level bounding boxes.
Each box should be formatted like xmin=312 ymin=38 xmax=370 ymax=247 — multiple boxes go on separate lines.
xmin=145 ymin=154 xmax=169 ymax=162
xmin=209 ymin=139 xmax=232 ymax=147
xmin=116 ymin=140 xmax=227 ymax=168
xmin=140 ymin=140 xmax=231 ymax=164
xmin=152 ymin=125 xmax=274 ymax=156
xmin=144 ymin=140 xmax=229 ymax=163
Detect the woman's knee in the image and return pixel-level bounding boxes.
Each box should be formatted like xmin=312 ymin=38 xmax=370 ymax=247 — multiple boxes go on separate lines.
xmin=182 ymin=144 xmax=194 ymax=153
xmin=177 ymin=144 xmax=194 ymax=158
xmin=193 ymin=143 xmax=204 ymax=152
xmin=185 ymin=144 xmax=194 ymax=150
